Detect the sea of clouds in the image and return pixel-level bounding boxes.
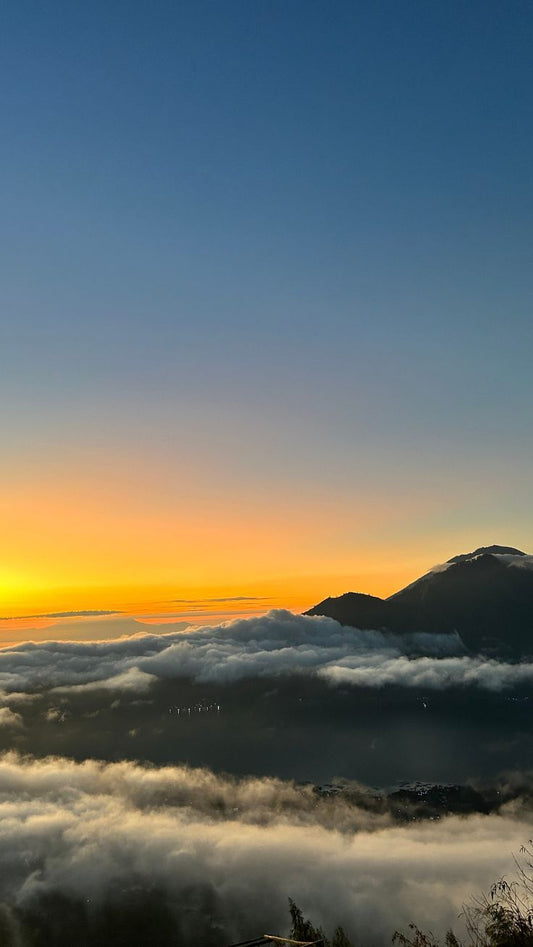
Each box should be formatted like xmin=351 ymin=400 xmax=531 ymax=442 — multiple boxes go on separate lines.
xmin=0 ymin=610 xmax=532 ymax=701
xmin=0 ymin=752 xmax=530 ymax=946
xmin=0 ymin=612 xmax=531 ymax=944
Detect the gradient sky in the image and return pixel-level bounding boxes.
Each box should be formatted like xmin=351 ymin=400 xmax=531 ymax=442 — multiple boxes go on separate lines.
xmin=2 ymin=0 xmax=532 ymax=622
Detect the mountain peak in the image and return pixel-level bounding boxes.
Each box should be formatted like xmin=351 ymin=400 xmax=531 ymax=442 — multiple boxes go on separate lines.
xmin=446 ymin=545 xmax=527 ymax=564
xmin=306 ymin=544 xmax=533 ymax=657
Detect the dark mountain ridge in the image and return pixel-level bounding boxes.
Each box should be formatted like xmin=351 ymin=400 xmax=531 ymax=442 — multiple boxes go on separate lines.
xmin=306 ymin=546 xmax=533 ymax=658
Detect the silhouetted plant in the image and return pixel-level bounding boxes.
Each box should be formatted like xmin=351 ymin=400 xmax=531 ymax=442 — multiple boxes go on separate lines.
xmin=394 ymin=842 xmax=533 ymax=947
xmin=288 ymin=897 xmax=354 ymax=946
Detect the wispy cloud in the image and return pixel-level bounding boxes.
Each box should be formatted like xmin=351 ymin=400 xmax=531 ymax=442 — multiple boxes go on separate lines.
xmin=0 ymin=610 xmax=121 ymax=621
xmin=170 ymin=596 xmax=271 ymax=604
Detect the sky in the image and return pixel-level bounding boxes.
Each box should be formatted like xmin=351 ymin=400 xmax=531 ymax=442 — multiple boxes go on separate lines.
xmin=2 ymin=0 xmax=532 ymax=625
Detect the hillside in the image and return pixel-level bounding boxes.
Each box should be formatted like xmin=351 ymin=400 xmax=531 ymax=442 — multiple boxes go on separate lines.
xmin=306 ymin=546 xmax=533 ymax=658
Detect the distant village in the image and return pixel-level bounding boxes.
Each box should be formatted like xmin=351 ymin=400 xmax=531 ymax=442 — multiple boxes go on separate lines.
xmin=168 ymin=699 xmax=221 ymax=717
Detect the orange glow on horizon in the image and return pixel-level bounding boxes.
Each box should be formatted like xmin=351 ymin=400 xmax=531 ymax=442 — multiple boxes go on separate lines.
xmin=0 ymin=562 xmax=427 ymax=627
xmin=0 ymin=456 xmax=431 ymax=618
xmin=2 ymin=445 xmax=516 ymax=628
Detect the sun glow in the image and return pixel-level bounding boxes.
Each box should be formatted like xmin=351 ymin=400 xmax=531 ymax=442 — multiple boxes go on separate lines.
xmin=2 ymin=445 xmax=493 ymax=627
xmin=1 ymin=451 xmax=426 ymax=620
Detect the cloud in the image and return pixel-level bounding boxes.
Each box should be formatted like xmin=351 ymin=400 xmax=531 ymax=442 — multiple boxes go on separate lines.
xmin=0 ymin=611 xmax=121 ymax=621
xmin=320 ymin=654 xmax=533 ymax=691
xmin=0 ymin=615 xmax=187 ymax=647
xmin=0 ymin=708 xmax=23 ymax=729
xmin=494 ymin=554 xmax=533 ymax=571
xmin=0 ymin=753 xmax=528 ymax=946
xmin=170 ymin=596 xmax=271 ymax=604
xmin=0 ymin=609 xmax=531 ymax=698
xmin=51 ymin=667 xmax=157 ymax=695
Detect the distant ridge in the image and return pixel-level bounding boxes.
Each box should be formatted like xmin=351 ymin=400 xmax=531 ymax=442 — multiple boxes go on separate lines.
xmin=306 ymin=546 xmax=533 ymax=658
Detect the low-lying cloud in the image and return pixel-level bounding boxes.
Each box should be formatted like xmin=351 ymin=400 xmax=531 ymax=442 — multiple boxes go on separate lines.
xmin=0 ymin=708 xmax=23 ymax=729
xmin=321 ymin=654 xmax=533 ymax=690
xmin=0 ymin=610 xmax=531 ymax=698
xmin=0 ymin=753 xmax=529 ymax=946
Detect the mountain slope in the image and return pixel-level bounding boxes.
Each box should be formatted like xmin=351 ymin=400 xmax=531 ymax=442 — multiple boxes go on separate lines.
xmin=306 ymin=546 xmax=533 ymax=658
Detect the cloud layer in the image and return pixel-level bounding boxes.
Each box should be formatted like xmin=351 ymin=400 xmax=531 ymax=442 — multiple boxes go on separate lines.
xmin=0 ymin=610 xmax=531 ymax=698
xmin=0 ymin=752 xmax=529 ymax=946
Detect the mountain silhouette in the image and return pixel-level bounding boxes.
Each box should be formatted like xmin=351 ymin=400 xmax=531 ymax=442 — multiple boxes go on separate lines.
xmin=306 ymin=546 xmax=533 ymax=658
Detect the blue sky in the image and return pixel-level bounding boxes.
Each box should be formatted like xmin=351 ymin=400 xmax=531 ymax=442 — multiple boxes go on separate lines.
xmin=2 ymin=1 xmax=533 ymax=612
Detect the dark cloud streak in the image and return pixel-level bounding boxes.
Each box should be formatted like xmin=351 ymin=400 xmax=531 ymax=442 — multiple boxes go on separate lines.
xmin=170 ymin=596 xmax=271 ymax=604
xmin=0 ymin=610 xmax=121 ymax=621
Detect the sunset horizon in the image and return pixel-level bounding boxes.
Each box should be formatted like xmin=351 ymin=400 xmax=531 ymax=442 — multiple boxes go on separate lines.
xmin=2 ymin=538 xmax=527 ymax=627
xmin=2 ymin=2 xmax=532 ymax=944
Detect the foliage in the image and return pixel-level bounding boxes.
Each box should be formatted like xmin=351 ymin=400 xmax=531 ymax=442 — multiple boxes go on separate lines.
xmin=393 ymin=923 xmax=460 ymax=947
xmin=394 ymin=842 xmax=533 ymax=947
xmin=288 ymin=897 xmax=354 ymax=946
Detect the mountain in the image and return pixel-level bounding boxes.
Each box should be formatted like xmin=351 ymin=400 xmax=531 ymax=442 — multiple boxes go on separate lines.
xmin=306 ymin=546 xmax=533 ymax=658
